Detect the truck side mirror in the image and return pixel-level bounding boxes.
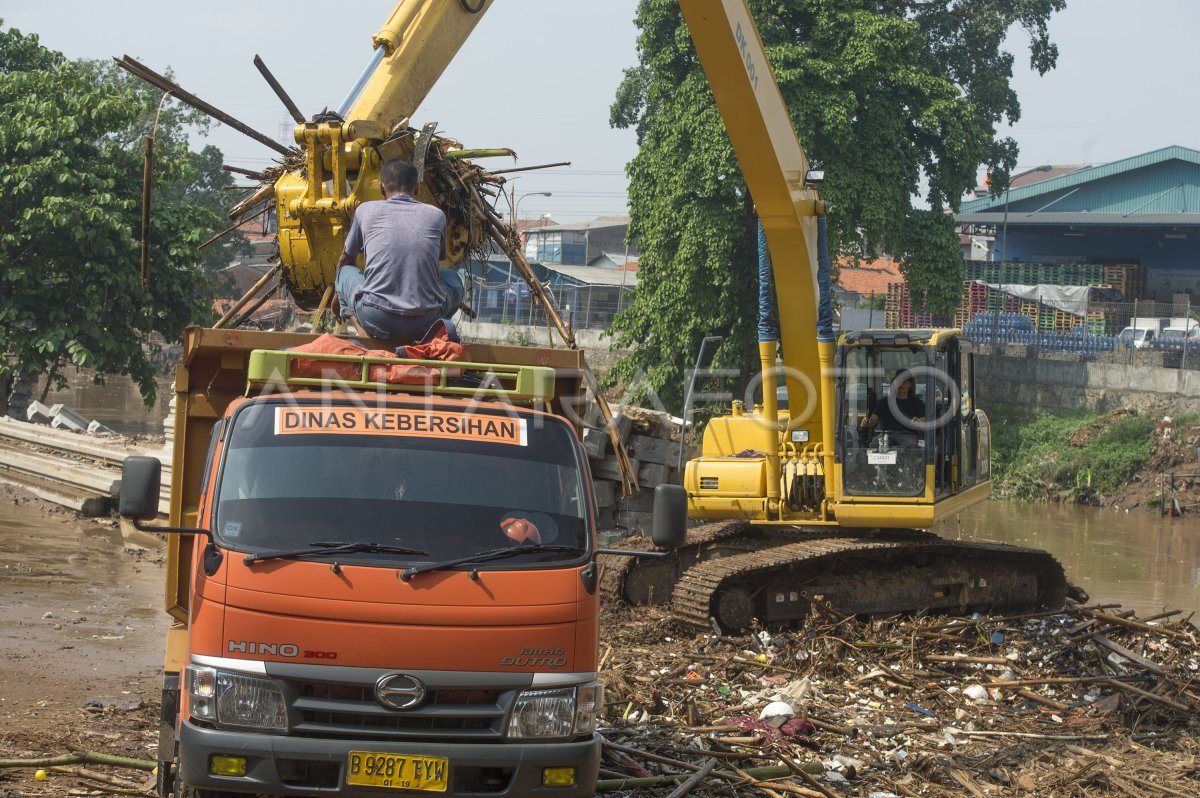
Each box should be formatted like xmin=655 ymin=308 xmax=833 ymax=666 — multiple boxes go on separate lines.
xmin=651 ymin=484 xmax=688 ymax=549
xmin=118 ymin=456 xmax=162 ymax=521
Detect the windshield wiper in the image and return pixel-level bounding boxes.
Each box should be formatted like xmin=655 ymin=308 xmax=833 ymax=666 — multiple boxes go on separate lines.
xmin=243 ymin=541 xmax=429 ymax=566
xmin=400 ymin=545 xmax=585 ymax=581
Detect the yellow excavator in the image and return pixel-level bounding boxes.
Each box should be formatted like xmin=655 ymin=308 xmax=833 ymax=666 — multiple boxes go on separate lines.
xmin=609 ymin=0 xmax=1076 ymax=632
xmin=236 ymin=0 xmax=1074 ymax=633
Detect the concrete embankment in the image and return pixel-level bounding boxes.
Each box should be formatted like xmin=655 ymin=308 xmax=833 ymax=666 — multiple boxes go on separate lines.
xmin=0 ymin=417 xmax=169 ymax=516
xmin=977 ymin=350 xmax=1200 ymax=415
xmin=456 ymin=319 xmax=631 ymax=374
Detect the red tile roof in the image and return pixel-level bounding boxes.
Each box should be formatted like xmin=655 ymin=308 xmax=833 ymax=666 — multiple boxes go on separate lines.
xmin=835 ymin=258 xmax=902 ymax=297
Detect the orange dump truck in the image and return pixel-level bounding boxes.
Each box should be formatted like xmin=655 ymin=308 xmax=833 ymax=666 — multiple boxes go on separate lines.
xmin=118 ymin=326 xmax=685 ymax=798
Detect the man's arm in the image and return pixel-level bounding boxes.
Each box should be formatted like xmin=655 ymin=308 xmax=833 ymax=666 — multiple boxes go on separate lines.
xmin=339 ymin=212 xmax=365 ymax=267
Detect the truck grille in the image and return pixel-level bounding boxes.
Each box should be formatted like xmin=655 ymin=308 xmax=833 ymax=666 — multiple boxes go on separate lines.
xmin=285 ymin=679 xmax=512 ymax=741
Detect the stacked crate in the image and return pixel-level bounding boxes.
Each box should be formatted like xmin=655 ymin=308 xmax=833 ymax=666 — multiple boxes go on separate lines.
xmin=884 ymin=280 xmax=955 ymax=328
xmin=958 ymin=261 xmax=1147 ymax=334
xmin=884 ymin=281 xmax=906 ymax=328
xmin=1103 ymin=264 xmax=1145 ymax=299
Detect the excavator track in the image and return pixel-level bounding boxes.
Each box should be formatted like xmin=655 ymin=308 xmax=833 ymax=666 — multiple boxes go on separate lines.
xmin=607 ymin=521 xmax=1079 ymax=633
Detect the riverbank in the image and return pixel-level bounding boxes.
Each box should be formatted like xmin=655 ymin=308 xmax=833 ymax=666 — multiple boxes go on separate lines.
xmin=989 ymin=406 xmax=1200 ymax=513
xmin=1 ymin=488 xmax=1197 ymax=798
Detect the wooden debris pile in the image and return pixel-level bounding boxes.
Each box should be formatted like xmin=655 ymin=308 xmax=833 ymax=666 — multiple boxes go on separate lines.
xmin=596 ymin=600 xmax=1200 ymax=796
xmin=586 ymin=407 xmax=691 ymax=533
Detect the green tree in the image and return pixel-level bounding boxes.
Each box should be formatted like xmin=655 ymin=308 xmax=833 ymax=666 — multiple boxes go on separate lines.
xmin=608 ymin=0 xmax=1062 ymax=409
xmin=0 ymin=24 xmax=233 ymax=406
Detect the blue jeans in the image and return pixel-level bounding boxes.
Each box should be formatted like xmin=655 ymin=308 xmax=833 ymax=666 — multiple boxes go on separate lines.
xmin=335 ymin=267 xmax=464 ymax=342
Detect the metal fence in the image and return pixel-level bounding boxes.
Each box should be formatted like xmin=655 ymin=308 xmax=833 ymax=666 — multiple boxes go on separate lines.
xmin=846 ymin=288 xmax=1200 ymax=367
xmin=465 ymin=277 xmax=635 ymax=331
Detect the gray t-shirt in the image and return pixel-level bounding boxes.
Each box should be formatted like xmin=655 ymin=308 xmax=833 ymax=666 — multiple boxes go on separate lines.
xmin=342 ymin=195 xmax=447 ymax=316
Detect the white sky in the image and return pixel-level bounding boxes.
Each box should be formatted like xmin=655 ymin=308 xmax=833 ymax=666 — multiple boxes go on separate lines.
xmin=2 ymin=0 xmax=1197 ymax=219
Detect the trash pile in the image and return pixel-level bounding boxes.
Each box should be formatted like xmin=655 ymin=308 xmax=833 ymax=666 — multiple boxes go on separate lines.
xmin=586 ymin=407 xmax=688 ymax=535
xmin=596 ymin=600 xmax=1200 ymax=796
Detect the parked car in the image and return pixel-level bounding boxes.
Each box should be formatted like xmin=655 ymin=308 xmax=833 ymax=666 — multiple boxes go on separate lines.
xmin=1117 ymin=327 xmax=1156 ymax=349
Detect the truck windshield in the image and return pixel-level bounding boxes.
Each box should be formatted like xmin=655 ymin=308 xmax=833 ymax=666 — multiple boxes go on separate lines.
xmin=213 ymin=401 xmax=589 ymax=567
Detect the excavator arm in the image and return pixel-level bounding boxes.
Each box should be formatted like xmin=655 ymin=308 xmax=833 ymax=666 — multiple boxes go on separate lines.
xmin=274 ymin=0 xmax=495 ymax=310
xmin=677 ymin=0 xmax=834 ymax=518
xmin=343 ymin=0 xmax=491 ymax=131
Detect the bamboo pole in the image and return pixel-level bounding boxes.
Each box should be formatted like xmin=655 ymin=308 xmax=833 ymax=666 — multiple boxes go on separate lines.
xmin=595 ymin=765 xmax=793 ymax=792
xmin=115 ymin=56 xmax=292 ymax=157
xmin=214 ymin=264 xmax=281 ymax=329
xmin=253 ymin=54 xmax=305 ymax=124
xmin=0 ymin=751 xmax=155 ymax=770
xmin=311 ymin=284 xmax=336 ymax=333
xmin=484 ymin=216 xmax=638 ymax=494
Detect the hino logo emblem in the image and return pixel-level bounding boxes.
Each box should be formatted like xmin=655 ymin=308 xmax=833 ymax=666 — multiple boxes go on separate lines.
xmin=375 ymin=673 xmax=427 ymax=711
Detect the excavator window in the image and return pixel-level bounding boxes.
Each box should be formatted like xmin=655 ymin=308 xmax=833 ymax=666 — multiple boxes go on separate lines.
xmin=838 ymin=345 xmax=930 ymax=498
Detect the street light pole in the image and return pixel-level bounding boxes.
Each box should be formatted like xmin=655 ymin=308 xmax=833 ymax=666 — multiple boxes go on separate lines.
xmin=992 ymin=165 xmax=1052 ymax=347
xmin=513 ymin=191 xmax=552 ymax=226
xmin=509 ymin=190 xmax=551 ymax=323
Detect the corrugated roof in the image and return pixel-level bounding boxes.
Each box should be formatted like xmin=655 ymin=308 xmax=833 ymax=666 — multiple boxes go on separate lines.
xmin=588 ymin=251 xmax=640 ymax=269
xmin=528 ymin=215 xmax=631 ymax=234
xmin=959 ymin=146 xmax=1200 ymax=215
xmin=955 ymin=212 xmax=1200 ymax=228
xmin=544 ymin=263 xmax=638 ymax=287
xmin=835 ymin=258 xmax=901 ymax=296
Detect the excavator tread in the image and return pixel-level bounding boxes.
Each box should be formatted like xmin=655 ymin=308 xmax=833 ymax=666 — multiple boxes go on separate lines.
xmin=667 ymin=532 xmax=1074 ymax=632
xmin=601 ymin=520 xmax=758 ymax=604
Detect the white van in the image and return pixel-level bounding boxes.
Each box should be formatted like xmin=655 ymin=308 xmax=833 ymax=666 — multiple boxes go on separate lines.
xmin=1117 ymin=327 xmax=1156 ymax=349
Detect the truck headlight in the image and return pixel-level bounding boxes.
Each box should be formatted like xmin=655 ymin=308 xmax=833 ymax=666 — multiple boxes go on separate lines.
xmin=508 ymin=683 xmax=602 ymax=740
xmin=186 ymin=665 xmax=287 ymax=732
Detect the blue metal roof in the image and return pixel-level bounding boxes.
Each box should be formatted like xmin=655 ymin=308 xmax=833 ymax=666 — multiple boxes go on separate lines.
xmin=959 ymin=146 xmax=1200 ymax=217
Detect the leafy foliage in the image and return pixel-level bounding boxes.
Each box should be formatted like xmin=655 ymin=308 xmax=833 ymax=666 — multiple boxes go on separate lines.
xmin=0 ymin=24 xmax=237 ymax=403
xmin=607 ymin=0 xmax=1063 ymax=409
xmin=990 ymin=407 xmax=1155 ymax=503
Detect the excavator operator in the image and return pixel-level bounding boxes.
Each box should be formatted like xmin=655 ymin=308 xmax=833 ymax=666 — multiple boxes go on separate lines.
xmin=335 ymin=158 xmax=465 ymax=342
xmin=860 ymin=370 xmax=926 ymax=447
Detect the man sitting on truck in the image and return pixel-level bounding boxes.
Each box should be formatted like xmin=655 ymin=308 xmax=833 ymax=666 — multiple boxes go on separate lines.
xmin=335 ymin=158 xmax=465 ymax=341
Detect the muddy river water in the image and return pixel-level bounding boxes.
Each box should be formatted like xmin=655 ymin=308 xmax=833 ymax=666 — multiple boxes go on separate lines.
xmin=4 ymin=373 xmax=1199 ymax=654
xmin=940 ymin=500 xmax=1200 ymax=619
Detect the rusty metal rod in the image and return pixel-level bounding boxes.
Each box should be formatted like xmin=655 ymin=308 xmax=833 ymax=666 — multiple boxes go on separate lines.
xmin=197 ymin=207 xmax=269 ymax=252
xmin=486 ymin=161 xmax=571 ymax=176
xmin=114 ymin=56 xmax=292 ymax=157
xmin=140 ymin=135 xmax=153 ymax=290
xmin=222 ymin=164 xmax=267 ymax=180
xmin=253 ymin=54 xmax=306 ymax=124
xmin=214 ymin=264 xmax=281 ymax=329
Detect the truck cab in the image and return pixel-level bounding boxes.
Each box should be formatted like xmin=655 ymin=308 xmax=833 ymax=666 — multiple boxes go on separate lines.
xmin=122 ymin=327 xmax=616 ymax=798
xmin=1117 ymin=326 xmax=1156 ymax=349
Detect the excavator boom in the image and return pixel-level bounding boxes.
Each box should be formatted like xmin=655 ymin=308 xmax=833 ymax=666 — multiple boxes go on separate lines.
xmin=343 ymin=0 xmax=492 ymax=131
xmin=679 ymin=0 xmax=826 ymax=447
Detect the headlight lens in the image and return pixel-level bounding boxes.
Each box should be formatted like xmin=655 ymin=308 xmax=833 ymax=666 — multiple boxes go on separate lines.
xmin=508 ymin=683 xmax=602 ymax=740
xmin=574 ymin=684 xmax=602 ymax=735
xmin=186 ymin=665 xmax=287 ymax=732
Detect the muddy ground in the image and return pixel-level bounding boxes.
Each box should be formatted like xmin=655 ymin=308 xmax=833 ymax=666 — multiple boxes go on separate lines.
xmin=0 ymin=486 xmax=167 ymax=795
xmin=2 ymin=487 xmax=1198 ymax=797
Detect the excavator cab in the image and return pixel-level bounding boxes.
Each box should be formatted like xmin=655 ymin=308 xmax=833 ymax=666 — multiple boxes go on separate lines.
xmin=833 ymin=329 xmax=990 ymax=527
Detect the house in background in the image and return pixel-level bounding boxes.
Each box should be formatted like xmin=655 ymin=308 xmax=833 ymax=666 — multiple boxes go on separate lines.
xmin=834 ymin=257 xmax=902 ymax=330
xmin=956 ymin=146 xmax=1200 ymax=302
xmin=522 ymin=216 xmax=637 ymax=266
xmin=465 ymin=255 xmax=637 ymax=331
xmin=834 ymin=257 xmax=902 ymax=306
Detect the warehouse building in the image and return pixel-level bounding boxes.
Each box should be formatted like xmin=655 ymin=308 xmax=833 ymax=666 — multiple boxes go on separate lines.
xmin=956 ymin=145 xmax=1200 ymax=302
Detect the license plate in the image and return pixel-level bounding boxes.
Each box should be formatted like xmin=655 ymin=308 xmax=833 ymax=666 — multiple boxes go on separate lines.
xmin=347 ymin=751 xmax=449 ymax=792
